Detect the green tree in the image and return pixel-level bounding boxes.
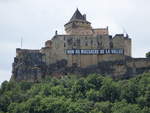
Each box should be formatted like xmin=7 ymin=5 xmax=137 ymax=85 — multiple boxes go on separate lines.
xmin=0 ymin=81 xmax=9 ymax=94
xmin=100 ymin=77 xmax=120 ymax=102
xmin=112 ymin=100 xmax=142 ymax=113
xmin=71 ymin=78 xmax=88 ymax=99
xmin=141 ymin=107 xmax=150 ymax=113
xmin=86 ymin=89 xmax=101 ymax=102
xmin=86 ymin=74 xmax=103 ymax=90
xmin=0 ymin=73 xmax=150 ymax=113
xmin=146 ymin=52 xmax=150 ymax=58
xmin=0 ymin=94 xmax=11 ymax=112
xmin=92 ymin=101 xmax=112 ymax=113
xmin=120 ymin=80 xmax=139 ymax=103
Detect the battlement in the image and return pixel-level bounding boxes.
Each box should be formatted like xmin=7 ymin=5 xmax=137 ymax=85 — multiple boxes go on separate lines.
xmin=92 ymin=27 xmax=109 ymax=36
xmin=16 ymin=48 xmax=40 ymax=57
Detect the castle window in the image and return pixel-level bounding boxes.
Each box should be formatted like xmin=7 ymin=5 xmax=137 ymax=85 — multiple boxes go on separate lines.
xmin=64 ymin=43 xmax=66 ymax=47
xmin=110 ymin=42 xmax=113 ymax=48
xmin=91 ymin=40 xmax=93 ymax=45
xmin=85 ymin=42 xmax=88 ymax=46
xmin=67 ymin=38 xmax=73 ymax=45
xmin=77 ymin=39 xmax=80 ymax=46
xmin=97 ymin=42 xmax=102 ymax=48
xmin=73 ymin=42 xmax=76 ymax=46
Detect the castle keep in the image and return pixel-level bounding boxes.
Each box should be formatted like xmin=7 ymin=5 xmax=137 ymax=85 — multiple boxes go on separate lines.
xmin=41 ymin=9 xmax=131 ymax=67
xmin=12 ymin=9 xmax=150 ymax=81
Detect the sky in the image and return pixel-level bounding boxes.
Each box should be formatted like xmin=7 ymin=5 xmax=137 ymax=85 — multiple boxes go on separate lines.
xmin=0 ymin=0 xmax=150 ymax=84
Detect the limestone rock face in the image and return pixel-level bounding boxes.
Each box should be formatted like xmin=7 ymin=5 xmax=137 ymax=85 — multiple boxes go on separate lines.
xmin=11 ymin=49 xmax=46 ymax=82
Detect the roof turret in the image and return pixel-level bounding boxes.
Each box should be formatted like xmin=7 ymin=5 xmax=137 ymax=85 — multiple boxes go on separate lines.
xmin=70 ymin=8 xmax=86 ymax=21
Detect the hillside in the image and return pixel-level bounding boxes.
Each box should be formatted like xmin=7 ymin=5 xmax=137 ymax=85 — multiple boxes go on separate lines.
xmin=0 ymin=73 xmax=150 ymax=113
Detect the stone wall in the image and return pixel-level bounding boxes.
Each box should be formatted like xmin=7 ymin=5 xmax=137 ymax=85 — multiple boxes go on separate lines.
xmin=113 ymin=34 xmax=131 ymax=56
xmin=92 ymin=28 xmax=109 ymax=36
xmin=10 ymin=32 xmax=141 ymax=82
xmin=65 ymin=21 xmax=93 ymax=35
xmin=41 ymin=34 xmax=131 ymax=68
xmin=11 ymin=49 xmax=150 ymax=82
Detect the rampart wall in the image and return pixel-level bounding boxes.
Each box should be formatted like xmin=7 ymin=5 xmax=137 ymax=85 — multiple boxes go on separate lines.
xmin=11 ymin=48 xmax=150 ymax=82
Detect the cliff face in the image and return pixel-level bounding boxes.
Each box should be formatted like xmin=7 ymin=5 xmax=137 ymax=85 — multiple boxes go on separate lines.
xmin=11 ymin=49 xmax=150 ymax=82
xmin=11 ymin=49 xmax=46 ymax=82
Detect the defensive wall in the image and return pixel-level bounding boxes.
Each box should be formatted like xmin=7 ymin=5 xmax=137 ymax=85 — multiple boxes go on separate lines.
xmin=11 ymin=48 xmax=150 ymax=82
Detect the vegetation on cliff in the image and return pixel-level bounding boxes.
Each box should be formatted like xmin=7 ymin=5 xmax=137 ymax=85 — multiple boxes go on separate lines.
xmin=146 ymin=51 xmax=150 ymax=58
xmin=0 ymin=73 xmax=150 ymax=113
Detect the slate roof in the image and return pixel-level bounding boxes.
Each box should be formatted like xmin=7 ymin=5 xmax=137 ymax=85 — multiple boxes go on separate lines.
xmin=70 ymin=9 xmax=86 ymax=21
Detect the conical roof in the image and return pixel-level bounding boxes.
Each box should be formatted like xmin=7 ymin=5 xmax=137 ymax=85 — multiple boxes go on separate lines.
xmin=70 ymin=9 xmax=85 ymax=21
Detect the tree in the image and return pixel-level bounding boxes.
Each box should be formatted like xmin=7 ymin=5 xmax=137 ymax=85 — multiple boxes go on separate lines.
xmin=93 ymin=101 xmax=112 ymax=113
xmin=111 ymin=100 xmax=142 ymax=113
xmin=100 ymin=77 xmax=120 ymax=102
xmin=86 ymin=74 xmax=104 ymax=90
xmin=120 ymin=80 xmax=139 ymax=103
xmin=86 ymin=89 xmax=101 ymax=102
xmin=146 ymin=52 xmax=150 ymax=58
xmin=0 ymin=73 xmax=150 ymax=113
xmin=0 ymin=81 xmax=9 ymax=94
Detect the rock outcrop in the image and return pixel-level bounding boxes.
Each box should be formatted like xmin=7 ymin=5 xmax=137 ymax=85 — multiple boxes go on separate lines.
xmin=11 ymin=49 xmax=46 ymax=82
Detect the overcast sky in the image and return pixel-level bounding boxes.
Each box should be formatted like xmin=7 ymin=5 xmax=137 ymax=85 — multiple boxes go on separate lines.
xmin=0 ymin=0 xmax=150 ymax=84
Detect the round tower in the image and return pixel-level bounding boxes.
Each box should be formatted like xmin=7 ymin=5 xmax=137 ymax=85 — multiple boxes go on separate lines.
xmin=64 ymin=9 xmax=93 ymax=35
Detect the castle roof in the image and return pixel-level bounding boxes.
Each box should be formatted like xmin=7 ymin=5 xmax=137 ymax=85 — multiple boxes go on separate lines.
xmin=70 ymin=8 xmax=86 ymax=21
xmin=64 ymin=9 xmax=91 ymax=26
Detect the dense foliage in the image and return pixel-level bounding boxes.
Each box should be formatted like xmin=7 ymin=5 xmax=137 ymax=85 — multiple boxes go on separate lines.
xmin=146 ymin=52 xmax=150 ymax=58
xmin=0 ymin=73 xmax=150 ymax=113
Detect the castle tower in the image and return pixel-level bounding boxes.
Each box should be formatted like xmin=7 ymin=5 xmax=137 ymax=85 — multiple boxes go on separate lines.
xmin=64 ymin=9 xmax=93 ymax=35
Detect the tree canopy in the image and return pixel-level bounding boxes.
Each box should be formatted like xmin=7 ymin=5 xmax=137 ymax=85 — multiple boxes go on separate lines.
xmin=0 ymin=73 xmax=150 ymax=113
xmin=146 ymin=52 xmax=150 ymax=58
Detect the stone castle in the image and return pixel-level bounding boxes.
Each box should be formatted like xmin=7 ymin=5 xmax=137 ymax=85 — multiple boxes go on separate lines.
xmin=11 ymin=9 xmax=150 ymax=81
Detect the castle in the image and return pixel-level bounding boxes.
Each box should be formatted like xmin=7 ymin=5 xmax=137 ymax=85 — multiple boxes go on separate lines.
xmin=11 ymin=9 xmax=150 ymax=81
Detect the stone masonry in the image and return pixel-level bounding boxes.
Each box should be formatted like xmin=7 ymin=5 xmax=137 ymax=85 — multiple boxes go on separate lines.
xmin=11 ymin=9 xmax=150 ymax=81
